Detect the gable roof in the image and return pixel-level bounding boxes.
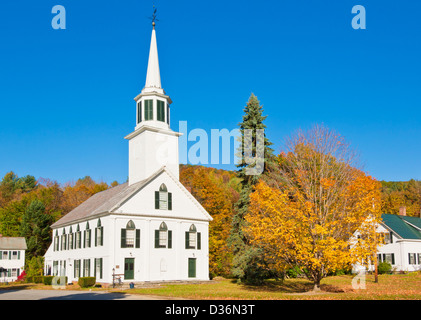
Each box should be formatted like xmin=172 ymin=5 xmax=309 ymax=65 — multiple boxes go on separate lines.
xmin=0 ymin=237 xmax=27 ymax=250
xmin=381 ymin=214 xmax=421 ymax=240
xmin=51 ymin=166 xmax=212 ymax=228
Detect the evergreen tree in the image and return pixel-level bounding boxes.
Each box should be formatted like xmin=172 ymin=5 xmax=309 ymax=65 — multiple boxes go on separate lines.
xmin=228 ymin=93 xmax=276 ymax=283
xmin=20 ymin=200 xmax=53 ymax=258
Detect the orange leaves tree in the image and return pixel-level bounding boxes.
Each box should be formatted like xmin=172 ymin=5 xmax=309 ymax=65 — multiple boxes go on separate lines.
xmin=245 ymin=125 xmax=382 ymax=291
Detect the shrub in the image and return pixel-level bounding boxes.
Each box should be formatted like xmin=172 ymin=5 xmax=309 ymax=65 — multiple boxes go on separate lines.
xmin=33 ymin=276 xmax=43 ymax=283
xmin=78 ymin=277 xmax=96 ymax=288
xmin=43 ymin=276 xmax=68 ymax=286
xmin=378 ymin=261 xmax=392 ymax=274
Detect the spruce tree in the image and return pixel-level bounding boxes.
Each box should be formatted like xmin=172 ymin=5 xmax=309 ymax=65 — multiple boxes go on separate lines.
xmin=228 ymin=93 xmax=276 ymax=283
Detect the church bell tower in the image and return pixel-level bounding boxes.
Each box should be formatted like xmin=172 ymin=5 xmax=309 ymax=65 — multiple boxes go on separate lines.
xmin=125 ymin=19 xmax=181 ymax=186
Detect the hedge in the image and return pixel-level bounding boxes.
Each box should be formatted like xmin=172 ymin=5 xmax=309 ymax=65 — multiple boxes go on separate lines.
xmin=78 ymin=277 xmax=96 ymax=288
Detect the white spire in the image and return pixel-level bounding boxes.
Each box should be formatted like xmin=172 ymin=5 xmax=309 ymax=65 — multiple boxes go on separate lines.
xmin=143 ymin=25 xmax=163 ymax=94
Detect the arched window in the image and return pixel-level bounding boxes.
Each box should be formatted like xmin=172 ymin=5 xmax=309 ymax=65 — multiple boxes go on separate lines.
xmin=84 ymin=222 xmax=91 ymax=248
xmin=61 ymin=228 xmax=67 ymax=251
xmin=155 ymin=183 xmax=172 ymax=210
xmin=155 ymin=222 xmax=172 ymax=249
xmin=121 ymin=220 xmax=140 ymax=249
xmin=54 ymin=230 xmax=60 ymax=251
xmin=69 ymin=226 xmax=73 ymax=250
xmin=76 ymin=224 xmax=82 ymax=249
xmin=95 ymin=219 xmax=103 ymax=247
xmin=185 ymin=224 xmax=201 ymax=250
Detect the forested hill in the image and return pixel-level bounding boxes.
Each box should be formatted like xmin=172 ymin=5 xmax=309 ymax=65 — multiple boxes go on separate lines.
xmin=0 ymin=168 xmax=419 ymax=275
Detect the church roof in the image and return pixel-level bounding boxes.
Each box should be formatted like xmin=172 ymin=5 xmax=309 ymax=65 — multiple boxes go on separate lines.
xmin=51 ymin=167 xmax=212 ymax=228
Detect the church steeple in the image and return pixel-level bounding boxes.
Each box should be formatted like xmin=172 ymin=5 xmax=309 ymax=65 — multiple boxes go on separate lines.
xmin=132 ymin=20 xmax=172 ymax=131
xmin=143 ymin=23 xmax=162 ymax=93
xmin=125 ymin=17 xmax=181 ymax=186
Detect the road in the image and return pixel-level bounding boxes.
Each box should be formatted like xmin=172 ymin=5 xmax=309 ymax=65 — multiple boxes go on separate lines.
xmin=0 ymin=288 xmax=173 ymax=300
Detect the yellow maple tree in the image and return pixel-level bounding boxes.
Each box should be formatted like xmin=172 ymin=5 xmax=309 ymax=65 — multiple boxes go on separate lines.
xmin=245 ymin=125 xmax=383 ymax=291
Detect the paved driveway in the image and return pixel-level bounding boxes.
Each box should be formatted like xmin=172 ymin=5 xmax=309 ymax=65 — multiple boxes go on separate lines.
xmin=0 ymin=288 xmax=170 ymax=300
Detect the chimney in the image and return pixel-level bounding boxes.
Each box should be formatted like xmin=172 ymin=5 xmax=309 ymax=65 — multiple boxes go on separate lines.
xmin=399 ymin=206 xmax=407 ymax=216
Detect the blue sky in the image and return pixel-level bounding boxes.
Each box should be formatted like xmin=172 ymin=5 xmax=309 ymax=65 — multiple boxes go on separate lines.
xmin=0 ymin=0 xmax=420 ymax=185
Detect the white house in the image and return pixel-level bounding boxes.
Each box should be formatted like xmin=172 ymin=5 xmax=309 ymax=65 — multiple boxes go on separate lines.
xmin=0 ymin=236 xmax=27 ymax=282
xmin=353 ymin=208 xmax=421 ymax=273
xmin=373 ymin=210 xmax=421 ymax=272
xmin=44 ymin=21 xmax=213 ymax=284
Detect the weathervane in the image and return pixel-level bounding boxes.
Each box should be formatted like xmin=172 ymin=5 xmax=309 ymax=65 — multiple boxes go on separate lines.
xmin=149 ymin=5 xmax=158 ymax=28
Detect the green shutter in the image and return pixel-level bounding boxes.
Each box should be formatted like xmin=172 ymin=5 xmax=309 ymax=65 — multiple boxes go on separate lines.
xmin=168 ymin=230 xmax=172 ymax=249
xmin=83 ymin=230 xmax=86 ymax=248
xmin=121 ymin=229 xmax=127 ymax=248
xmin=391 ymin=253 xmax=395 ymax=265
xmin=100 ymin=227 xmax=104 ymax=246
xmin=9 ymin=251 xmax=11 ymax=260
xmin=197 ymin=232 xmax=201 ymax=250
xmin=88 ymin=230 xmax=91 ymax=248
xmin=18 ymin=251 xmax=20 ymax=260
xmin=155 ymin=191 xmax=160 ymax=209
xmin=137 ymin=101 xmax=142 ymax=123
xmin=155 ymin=230 xmax=159 ymax=248
xmin=95 ymin=228 xmax=97 ymax=246
xmin=0 ymin=251 xmax=2 ymax=260
xmin=185 ymin=232 xmax=189 ymax=249
xmin=136 ymin=229 xmax=141 ymax=248
xmin=168 ymin=192 xmax=172 ymax=210
xmin=100 ymin=258 xmax=103 ymax=279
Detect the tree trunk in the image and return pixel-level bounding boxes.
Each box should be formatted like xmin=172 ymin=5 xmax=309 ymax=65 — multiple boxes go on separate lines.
xmin=313 ymin=282 xmax=321 ymax=292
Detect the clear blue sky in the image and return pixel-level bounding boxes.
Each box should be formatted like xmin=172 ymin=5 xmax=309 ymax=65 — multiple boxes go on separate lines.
xmin=0 ymin=0 xmax=420 ymax=185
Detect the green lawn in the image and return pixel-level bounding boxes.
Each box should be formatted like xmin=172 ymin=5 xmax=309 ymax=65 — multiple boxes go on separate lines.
xmin=118 ymin=272 xmax=421 ymax=300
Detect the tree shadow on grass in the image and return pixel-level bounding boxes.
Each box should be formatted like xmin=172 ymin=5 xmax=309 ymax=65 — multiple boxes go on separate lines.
xmin=234 ymin=278 xmax=346 ymax=294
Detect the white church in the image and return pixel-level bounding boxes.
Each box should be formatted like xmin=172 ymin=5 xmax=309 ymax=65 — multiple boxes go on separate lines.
xmin=44 ymin=21 xmax=212 ymax=284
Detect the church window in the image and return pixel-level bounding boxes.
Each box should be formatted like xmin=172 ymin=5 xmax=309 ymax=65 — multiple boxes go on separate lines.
xmin=61 ymin=228 xmax=67 ymax=250
xmin=145 ymin=100 xmax=153 ymax=120
xmin=75 ymin=225 xmax=81 ymax=249
xmin=155 ymin=183 xmax=172 ymax=210
xmin=185 ymin=224 xmax=201 ymax=250
xmin=121 ymin=220 xmax=140 ymax=248
xmin=155 ymin=222 xmax=172 ymax=248
xmin=84 ymin=222 xmax=91 ymax=248
xmin=157 ymin=100 xmax=165 ymax=122
xmin=95 ymin=219 xmax=103 ymax=247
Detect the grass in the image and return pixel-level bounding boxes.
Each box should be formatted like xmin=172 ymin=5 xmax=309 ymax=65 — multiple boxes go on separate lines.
xmin=117 ymin=273 xmax=421 ymax=300
xmin=1 ymin=272 xmax=420 ymax=300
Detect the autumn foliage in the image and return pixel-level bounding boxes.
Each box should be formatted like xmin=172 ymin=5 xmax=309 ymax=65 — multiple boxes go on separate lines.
xmin=245 ymin=125 xmax=383 ymax=290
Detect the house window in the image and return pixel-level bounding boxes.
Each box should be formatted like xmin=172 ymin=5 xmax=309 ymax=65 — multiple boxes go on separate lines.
xmin=409 ymin=253 xmax=417 ymax=265
xmin=418 ymin=254 xmax=421 ymax=265
xmin=384 ymin=232 xmax=393 ymax=244
xmin=121 ymin=220 xmax=140 ymax=248
xmin=11 ymin=251 xmax=18 ymax=260
xmin=95 ymin=219 xmax=104 ymax=247
xmin=384 ymin=253 xmax=395 ymax=265
xmin=155 ymin=184 xmax=172 ymax=210
xmin=137 ymin=101 xmax=142 ymax=123
xmin=185 ymin=224 xmax=201 ymax=250
xmin=157 ymin=100 xmax=165 ymax=122
xmin=145 ymin=100 xmax=153 ymax=120
xmin=2 ymin=251 xmax=7 ymax=260
xmin=155 ymin=222 xmax=172 ymax=248
xmin=84 ymin=222 xmax=91 ymax=248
